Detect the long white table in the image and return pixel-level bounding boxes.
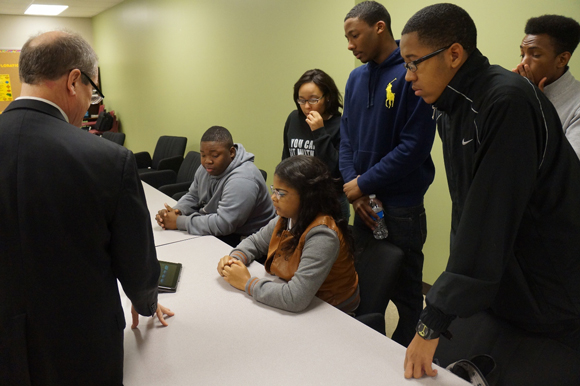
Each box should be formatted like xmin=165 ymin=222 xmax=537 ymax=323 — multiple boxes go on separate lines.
xmin=121 ymin=235 xmax=468 ymax=385
xmin=142 ymin=181 xmax=198 ymax=247
xmin=130 ymin=181 xmax=468 ymax=385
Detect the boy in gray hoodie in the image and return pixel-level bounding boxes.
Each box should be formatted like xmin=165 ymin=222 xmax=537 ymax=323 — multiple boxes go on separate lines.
xmin=156 ymin=126 xmax=275 ymax=246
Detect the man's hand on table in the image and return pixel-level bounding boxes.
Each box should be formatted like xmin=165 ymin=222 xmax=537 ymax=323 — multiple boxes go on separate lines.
xmin=156 ymin=203 xmax=181 ymax=229
xmin=131 ymin=303 xmax=175 ymax=328
xmin=404 ymin=333 xmax=439 ymax=379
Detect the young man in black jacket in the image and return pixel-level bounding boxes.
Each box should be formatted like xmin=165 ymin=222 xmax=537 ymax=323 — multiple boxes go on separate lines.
xmin=400 ymin=4 xmax=580 ymax=384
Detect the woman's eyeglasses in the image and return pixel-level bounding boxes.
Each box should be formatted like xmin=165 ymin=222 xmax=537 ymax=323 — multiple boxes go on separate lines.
xmin=296 ymin=95 xmax=324 ymax=105
xmin=270 ymin=185 xmax=288 ymax=199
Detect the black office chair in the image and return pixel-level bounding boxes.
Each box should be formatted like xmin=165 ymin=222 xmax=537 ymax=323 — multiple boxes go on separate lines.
xmin=352 ymin=227 xmax=404 ymax=335
xmin=259 ymin=169 xmax=267 ymax=181
xmin=135 ymin=135 xmax=187 ymax=175
xmin=102 ymin=131 xmax=125 ymax=146
xmin=94 ymin=110 xmax=114 ymax=132
xmin=159 ymin=151 xmax=201 ymax=199
xmin=140 ymin=151 xmax=200 ymax=194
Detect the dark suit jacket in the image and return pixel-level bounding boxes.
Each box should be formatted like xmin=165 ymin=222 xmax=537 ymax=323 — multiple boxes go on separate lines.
xmin=0 ymin=99 xmax=160 ymax=385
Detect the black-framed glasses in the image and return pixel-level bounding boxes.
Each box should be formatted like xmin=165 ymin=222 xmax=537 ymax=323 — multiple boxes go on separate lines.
xmin=404 ymin=45 xmax=452 ymax=72
xmin=80 ymin=70 xmax=105 ymax=104
xmin=270 ymin=185 xmax=288 ymax=199
xmin=297 ymin=95 xmax=324 ymax=105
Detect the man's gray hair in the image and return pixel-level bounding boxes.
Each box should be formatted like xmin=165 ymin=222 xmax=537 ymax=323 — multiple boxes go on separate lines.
xmin=19 ymin=30 xmax=98 ymax=85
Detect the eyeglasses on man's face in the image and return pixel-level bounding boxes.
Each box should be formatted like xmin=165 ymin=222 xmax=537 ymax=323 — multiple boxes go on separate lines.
xmin=404 ymin=45 xmax=452 ymax=72
xmin=79 ymin=70 xmax=105 ymax=105
xmin=270 ymin=185 xmax=288 ymax=200
xmin=296 ymin=95 xmax=324 ymax=105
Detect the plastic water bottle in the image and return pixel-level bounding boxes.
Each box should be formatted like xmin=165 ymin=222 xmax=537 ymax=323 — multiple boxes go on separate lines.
xmin=369 ymin=194 xmax=388 ymax=239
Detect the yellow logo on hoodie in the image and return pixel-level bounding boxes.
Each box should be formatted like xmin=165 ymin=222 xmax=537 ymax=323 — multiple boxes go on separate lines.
xmin=385 ymin=78 xmax=397 ymax=108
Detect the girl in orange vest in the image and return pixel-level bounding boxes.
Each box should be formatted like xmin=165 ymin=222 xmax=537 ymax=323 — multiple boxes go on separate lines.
xmin=218 ymin=155 xmax=359 ymax=314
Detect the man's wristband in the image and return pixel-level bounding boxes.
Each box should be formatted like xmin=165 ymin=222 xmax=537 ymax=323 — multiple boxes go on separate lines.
xmin=416 ymin=320 xmax=440 ymax=340
xmin=416 ymin=320 xmax=453 ymax=340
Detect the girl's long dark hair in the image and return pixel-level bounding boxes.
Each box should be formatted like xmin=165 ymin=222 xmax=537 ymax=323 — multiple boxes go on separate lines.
xmin=275 ymin=155 xmax=353 ymax=256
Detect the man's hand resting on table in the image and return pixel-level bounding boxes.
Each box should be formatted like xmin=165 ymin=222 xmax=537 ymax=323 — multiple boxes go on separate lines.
xmin=131 ymin=303 xmax=174 ymax=328
xmin=404 ymin=333 xmax=439 ymax=379
xmin=156 ymin=203 xmax=181 ymax=230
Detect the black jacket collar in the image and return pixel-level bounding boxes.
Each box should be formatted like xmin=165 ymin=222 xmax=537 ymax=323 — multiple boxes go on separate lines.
xmin=4 ymin=98 xmax=67 ymax=122
xmin=433 ymin=49 xmax=490 ymax=112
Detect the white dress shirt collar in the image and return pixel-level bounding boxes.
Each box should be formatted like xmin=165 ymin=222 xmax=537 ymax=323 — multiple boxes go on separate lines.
xmin=16 ymin=96 xmax=70 ymax=123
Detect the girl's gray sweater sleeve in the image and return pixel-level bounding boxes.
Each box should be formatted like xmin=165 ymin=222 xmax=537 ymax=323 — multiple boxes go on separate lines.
xmin=243 ymin=224 xmax=340 ymax=312
xmin=229 ymin=217 xmax=278 ymax=264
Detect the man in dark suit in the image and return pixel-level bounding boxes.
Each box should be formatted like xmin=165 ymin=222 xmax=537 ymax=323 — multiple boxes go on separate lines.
xmin=0 ymin=31 xmax=173 ymax=385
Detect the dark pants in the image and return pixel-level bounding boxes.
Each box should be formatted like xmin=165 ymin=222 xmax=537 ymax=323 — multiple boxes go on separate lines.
xmin=436 ymin=310 xmax=580 ymax=386
xmin=338 ymin=192 xmax=351 ymax=222
xmin=354 ymin=202 xmax=427 ymax=347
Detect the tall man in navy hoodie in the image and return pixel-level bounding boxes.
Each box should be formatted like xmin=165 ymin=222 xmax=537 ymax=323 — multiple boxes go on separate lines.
xmin=341 ymin=1 xmax=436 ymax=347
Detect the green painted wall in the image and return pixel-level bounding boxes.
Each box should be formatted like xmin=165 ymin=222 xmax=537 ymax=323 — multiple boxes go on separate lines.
xmin=93 ymin=0 xmax=580 ymax=285
xmin=92 ymin=0 xmax=353 ymax=175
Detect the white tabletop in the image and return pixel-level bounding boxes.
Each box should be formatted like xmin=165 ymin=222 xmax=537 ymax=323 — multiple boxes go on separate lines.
xmin=121 ymin=236 xmax=469 ymax=386
xmin=141 ymin=181 xmax=198 ymax=247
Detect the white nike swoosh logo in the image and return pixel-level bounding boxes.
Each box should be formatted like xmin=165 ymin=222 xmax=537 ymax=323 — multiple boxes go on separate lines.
xmin=462 ymin=138 xmax=473 ymax=145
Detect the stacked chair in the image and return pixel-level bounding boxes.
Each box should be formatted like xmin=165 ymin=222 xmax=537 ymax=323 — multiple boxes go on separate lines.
xmin=102 ymin=131 xmax=125 ymax=146
xmin=259 ymin=169 xmax=267 ymax=182
xmin=140 ymin=151 xmax=201 ymax=200
xmin=135 ymin=135 xmax=187 ymax=175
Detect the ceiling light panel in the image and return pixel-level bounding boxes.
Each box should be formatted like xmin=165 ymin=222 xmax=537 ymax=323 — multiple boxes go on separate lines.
xmin=24 ymin=5 xmax=69 ymax=16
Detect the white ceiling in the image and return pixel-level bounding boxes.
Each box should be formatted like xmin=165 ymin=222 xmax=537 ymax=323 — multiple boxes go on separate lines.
xmin=0 ymin=0 xmax=126 ymax=18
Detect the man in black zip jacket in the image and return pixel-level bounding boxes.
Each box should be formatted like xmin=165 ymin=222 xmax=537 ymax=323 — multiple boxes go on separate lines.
xmin=399 ymin=4 xmax=580 ymax=384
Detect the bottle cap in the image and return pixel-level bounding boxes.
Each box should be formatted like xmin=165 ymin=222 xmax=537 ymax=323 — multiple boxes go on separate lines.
xmin=369 ymin=194 xmax=376 ymax=199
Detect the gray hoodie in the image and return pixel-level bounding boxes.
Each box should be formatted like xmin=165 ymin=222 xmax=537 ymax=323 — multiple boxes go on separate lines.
xmin=174 ymin=143 xmax=275 ymax=236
